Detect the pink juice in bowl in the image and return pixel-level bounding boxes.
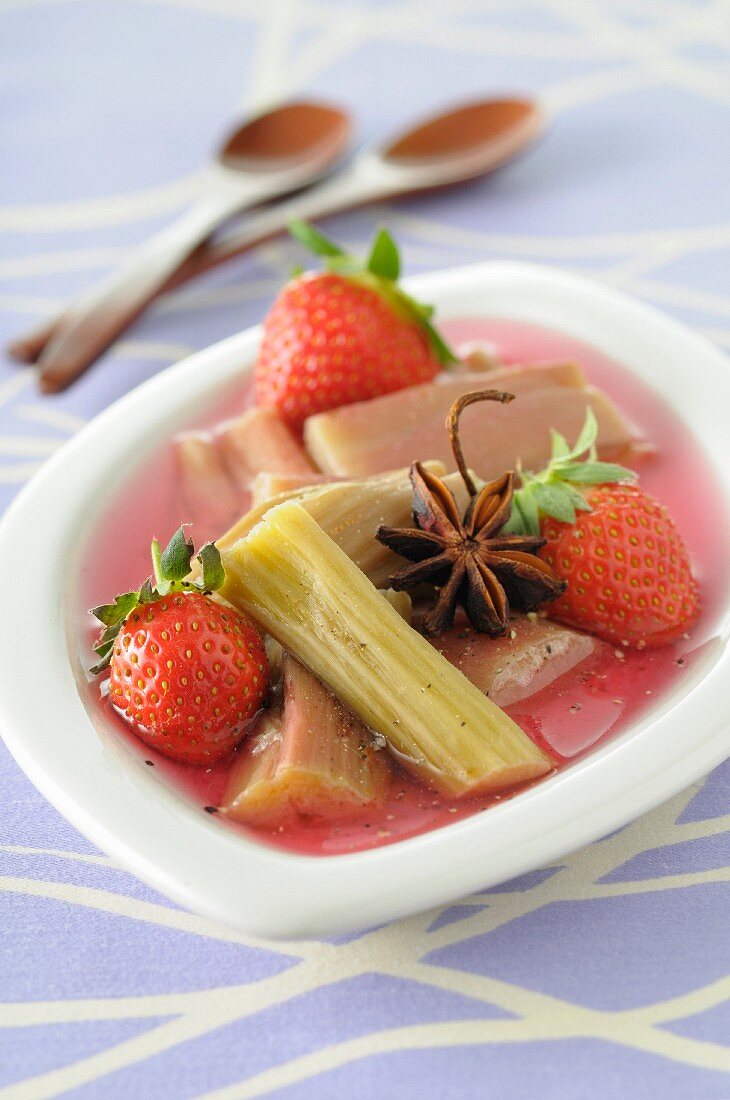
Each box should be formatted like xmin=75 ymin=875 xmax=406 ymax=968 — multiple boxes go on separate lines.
xmin=75 ymin=318 xmax=728 ymax=856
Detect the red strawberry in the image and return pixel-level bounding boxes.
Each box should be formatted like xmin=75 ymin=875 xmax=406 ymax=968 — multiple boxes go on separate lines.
xmin=539 ymin=483 xmax=699 ymax=647
xmin=91 ymin=528 xmax=268 ymax=764
xmin=505 ymin=411 xmax=699 ymax=647
xmin=254 ymin=221 xmax=456 ymax=430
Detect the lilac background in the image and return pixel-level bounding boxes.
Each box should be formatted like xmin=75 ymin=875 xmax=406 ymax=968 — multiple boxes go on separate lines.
xmin=1 ymin=1 xmax=729 ymax=1096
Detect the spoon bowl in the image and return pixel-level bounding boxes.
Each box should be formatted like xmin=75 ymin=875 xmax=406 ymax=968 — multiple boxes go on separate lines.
xmin=9 ymin=96 xmax=541 ymax=386
xmin=218 ymin=101 xmax=352 ymax=176
xmin=381 ymin=97 xmax=544 ymax=183
xmin=29 ymin=100 xmax=352 ymax=392
xmin=196 ymin=95 xmax=545 ymax=267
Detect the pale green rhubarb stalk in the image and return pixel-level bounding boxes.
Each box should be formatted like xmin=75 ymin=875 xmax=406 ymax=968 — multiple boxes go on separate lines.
xmin=196 ymin=462 xmax=470 ymax=589
xmin=249 ymin=471 xmax=328 ymax=508
xmin=220 ymin=501 xmax=551 ymax=797
xmin=381 ymin=588 xmax=412 ymax=624
xmin=223 ymin=653 xmax=391 ymax=825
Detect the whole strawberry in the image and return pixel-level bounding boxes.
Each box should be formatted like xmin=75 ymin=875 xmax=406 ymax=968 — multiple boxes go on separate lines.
xmin=91 ymin=528 xmax=268 ymax=764
xmin=254 ymin=221 xmax=456 ymax=430
xmin=505 ymin=411 xmax=699 ymax=647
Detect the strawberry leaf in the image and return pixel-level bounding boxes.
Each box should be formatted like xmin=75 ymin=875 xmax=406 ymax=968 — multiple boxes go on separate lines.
xmin=396 ymin=290 xmax=459 ymax=367
xmin=90 ymin=620 xmax=125 ymax=672
xmin=550 ymin=428 xmax=570 ymax=461
xmin=561 ymin=482 xmax=593 ymax=511
xmin=159 ymin=525 xmax=194 ymax=581
xmin=572 ymin=407 xmax=598 ymax=457
xmin=93 ymin=623 xmax=122 ymax=653
xmin=91 ymin=591 xmax=139 ymax=627
xmin=90 ymin=654 xmax=113 ymax=676
xmin=325 ymin=254 xmax=366 ymax=276
xmin=423 ymin=315 xmax=460 ymax=366
xmin=288 ymin=219 xmax=344 ymax=258
xmin=504 ymin=409 xmax=637 ymax=536
xmin=138 ymin=577 xmax=157 ymax=603
xmin=92 ymin=636 xmax=115 ymax=659
xmin=90 ymin=528 xmax=227 ymax=677
xmin=503 ymin=489 xmax=540 ymax=536
xmin=197 ymin=542 xmax=225 ymax=592
xmin=367 ymin=228 xmax=400 ymax=281
xmin=531 ymin=482 xmax=577 ymax=524
xmin=561 ymin=461 xmax=637 ymax=484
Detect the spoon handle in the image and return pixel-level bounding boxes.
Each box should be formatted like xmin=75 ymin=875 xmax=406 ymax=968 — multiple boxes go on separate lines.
xmin=175 ymin=162 xmax=395 ymax=280
xmin=33 ymin=180 xmax=286 ymax=393
xmin=12 ymin=161 xmax=394 ymax=387
xmin=5 ymin=216 xmax=255 ymax=367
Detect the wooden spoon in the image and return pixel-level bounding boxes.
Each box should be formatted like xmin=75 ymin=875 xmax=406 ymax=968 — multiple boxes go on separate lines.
xmin=27 ymin=100 xmax=352 ymax=392
xmin=180 ymin=96 xmax=545 ymax=274
xmin=12 ymin=97 xmax=541 ymax=391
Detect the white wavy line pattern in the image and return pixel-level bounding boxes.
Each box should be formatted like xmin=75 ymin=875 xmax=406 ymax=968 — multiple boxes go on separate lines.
xmin=0 ymin=0 xmax=728 ymax=1097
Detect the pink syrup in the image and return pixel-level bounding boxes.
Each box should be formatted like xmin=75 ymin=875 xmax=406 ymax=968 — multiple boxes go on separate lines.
xmin=75 ymin=318 xmax=729 ymax=856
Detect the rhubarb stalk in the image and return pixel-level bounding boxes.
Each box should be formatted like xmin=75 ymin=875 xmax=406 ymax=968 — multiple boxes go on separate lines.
xmin=220 ymin=501 xmax=552 ymax=797
xmin=223 ymin=654 xmax=391 ymax=824
xmin=207 ymin=463 xmax=470 ymax=589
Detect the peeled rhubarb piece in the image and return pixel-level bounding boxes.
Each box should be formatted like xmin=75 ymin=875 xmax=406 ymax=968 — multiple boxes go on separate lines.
xmin=264 ymin=635 xmax=284 ymax=682
xmin=222 ymin=654 xmax=391 ymax=825
xmin=204 ymin=463 xmax=470 ymax=589
xmin=250 ymin=470 xmax=329 ymax=508
xmin=381 ymin=588 xmax=412 ymax=624
xmin=428 ymin=613 xmax=600 ymax=707
xmin=220 ymin=501 xmax=552 ymax=797
xmin=173 ymin=431 xmax=241 ymax=525
xmin=458 ymin=342 xmax=503 ymax=372
xmin=216 ymin=407 xmax=317 ymax=490
xmin=304 ymin=361 xmax=586 ymax=475
xmin=305 ymin=370 xmax=638 ymax=479
xmin=301 ymin=467 xmax=472 ymax=588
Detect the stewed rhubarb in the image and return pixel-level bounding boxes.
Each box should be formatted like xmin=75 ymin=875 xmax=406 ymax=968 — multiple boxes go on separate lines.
xmin=80 ymin=233 xmax=725 ymax=857
xmin=208 ymin=463 xmax=470 ymax=589
xmin=429 ymin=613 xmax=602 ymax=707
xmin=305 ymin=362 xmax=639 ymax=477
xmin=220 ymin=500 xmax=552 ymax=797
xmin=223 ymin=654 xmax=391 ymax=825
xmin=215 ymin=406 xmax=316 ymax=491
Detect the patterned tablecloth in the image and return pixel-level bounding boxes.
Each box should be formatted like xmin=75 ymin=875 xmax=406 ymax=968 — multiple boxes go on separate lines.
xmin=1 ymin=1 xmax=729 ymax=1096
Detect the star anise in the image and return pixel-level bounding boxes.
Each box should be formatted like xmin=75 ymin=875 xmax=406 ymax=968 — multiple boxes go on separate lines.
xmin=375 ymin=390 xmax=566 ymax=637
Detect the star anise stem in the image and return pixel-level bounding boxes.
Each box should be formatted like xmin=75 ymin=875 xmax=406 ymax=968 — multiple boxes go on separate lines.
xmin=446 ymin=389 xmax=515 ymax=496
xmin=375 ymin=388 xmax=567 ymax=637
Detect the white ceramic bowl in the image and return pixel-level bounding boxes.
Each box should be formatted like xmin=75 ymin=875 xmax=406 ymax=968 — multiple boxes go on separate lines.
xmin=0 ymin=262 xmax=728 ymax=939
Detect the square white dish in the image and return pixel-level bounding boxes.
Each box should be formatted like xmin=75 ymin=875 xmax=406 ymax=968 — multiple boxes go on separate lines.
xmin=0 ymin=261 xmax=728 ymax=940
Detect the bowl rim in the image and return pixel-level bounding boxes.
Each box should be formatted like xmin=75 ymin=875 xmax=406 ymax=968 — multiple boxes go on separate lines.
xmin=0 ymin=260 xmax=728 ymax=940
